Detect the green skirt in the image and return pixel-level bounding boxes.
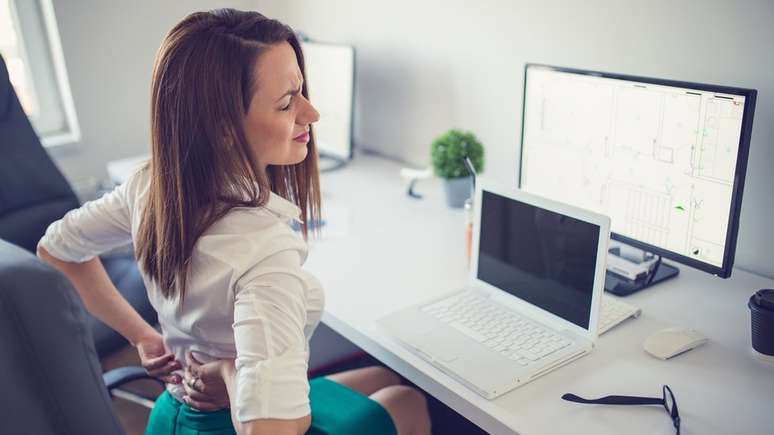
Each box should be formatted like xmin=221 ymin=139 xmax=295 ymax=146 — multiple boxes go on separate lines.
xmin=144 ymin=377 xmax=396 ymax=435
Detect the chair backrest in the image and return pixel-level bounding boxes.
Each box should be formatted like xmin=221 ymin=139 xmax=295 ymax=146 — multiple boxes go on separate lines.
xmin=0 ymin=238 xmax=124 ymax=435
xmin=0 ymin=54 xmax=79 ymax=252
xmin=0 ymin=57 xmax=154 ymax=360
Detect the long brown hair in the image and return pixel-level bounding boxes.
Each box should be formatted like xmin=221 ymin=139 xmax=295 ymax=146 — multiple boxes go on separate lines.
xmin=136 ymin=9 xmax=321 ymax=301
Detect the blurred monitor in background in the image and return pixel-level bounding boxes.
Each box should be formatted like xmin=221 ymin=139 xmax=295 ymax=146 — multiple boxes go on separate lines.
xmin=301 ymin=38 xmax=355 ymax=170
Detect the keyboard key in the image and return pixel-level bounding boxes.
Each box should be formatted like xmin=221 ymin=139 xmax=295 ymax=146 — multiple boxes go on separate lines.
xmin=521 ymin=351 xmax=539 ymax=361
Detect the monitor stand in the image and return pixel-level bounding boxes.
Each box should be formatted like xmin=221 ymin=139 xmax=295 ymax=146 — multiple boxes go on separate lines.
xmin=318 ymin=154 xmax=348 ymax=172
xmin=604 ymin=242 xmax=679 ymax=296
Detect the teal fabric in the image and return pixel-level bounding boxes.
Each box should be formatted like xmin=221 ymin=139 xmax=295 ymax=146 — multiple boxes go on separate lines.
xmin=144 ymin=390 xmax=235 ymax=435
xmin=144 ymin=378 xmax=396 ymax=435
xmin=307 ymin=377 xmax=396 ymax=435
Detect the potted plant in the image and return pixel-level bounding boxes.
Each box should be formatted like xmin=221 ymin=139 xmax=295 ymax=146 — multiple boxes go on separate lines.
xmin=431 ymin=129 xmax=484 ymax=208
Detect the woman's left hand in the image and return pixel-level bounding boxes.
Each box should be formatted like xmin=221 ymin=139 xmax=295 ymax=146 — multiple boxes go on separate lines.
xmin=182 ymin=351 xmax=232 ymax=411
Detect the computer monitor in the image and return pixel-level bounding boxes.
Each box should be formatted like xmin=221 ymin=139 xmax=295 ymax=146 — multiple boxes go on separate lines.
xmin=301 ymin=39 xmax=355 ymax=168
xmin=519 ymin=64 xmax=756 ymax=291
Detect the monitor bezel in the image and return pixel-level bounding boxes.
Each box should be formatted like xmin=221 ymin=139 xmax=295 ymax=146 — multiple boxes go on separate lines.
xmin=518 ymin=63 xmax=757 ymax=278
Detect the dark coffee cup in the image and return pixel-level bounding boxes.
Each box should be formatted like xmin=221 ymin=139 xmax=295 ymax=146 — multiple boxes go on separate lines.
xmin=749 ymin=289 xmax=774 ymax=360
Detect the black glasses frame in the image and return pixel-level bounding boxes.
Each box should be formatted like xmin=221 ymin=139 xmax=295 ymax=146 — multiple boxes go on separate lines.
xmin=562 ymin=385 xmax=680 ymax=434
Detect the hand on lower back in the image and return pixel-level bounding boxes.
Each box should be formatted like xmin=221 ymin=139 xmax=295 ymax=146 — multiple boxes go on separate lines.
xmin=181 ymin=351 xmax=232 ymax=411
xmin=135 ymin=331 xmax=182 ymax=384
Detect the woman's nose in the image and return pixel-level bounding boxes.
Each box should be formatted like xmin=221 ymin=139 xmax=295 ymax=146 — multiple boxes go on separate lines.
xmin=298 ymin=96 xmax=320 ymax=125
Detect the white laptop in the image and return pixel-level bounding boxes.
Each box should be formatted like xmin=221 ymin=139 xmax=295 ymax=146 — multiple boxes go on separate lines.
xmin=378 ymin=180 xmax=611 ymax=399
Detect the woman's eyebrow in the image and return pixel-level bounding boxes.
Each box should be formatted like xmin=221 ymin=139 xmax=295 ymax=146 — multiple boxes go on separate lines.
xmin=275 ymin=79 xmax=303 ymax=102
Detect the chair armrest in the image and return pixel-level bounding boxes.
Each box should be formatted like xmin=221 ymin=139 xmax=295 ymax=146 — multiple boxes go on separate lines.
xmin=103 ymin=366 xmax=165 ymax=405
xmin=103 ymin=366 xmax=161 ymax=390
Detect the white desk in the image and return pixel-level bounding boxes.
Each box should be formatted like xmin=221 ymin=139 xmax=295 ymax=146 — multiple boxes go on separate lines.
xmin=306 ymin=153 xmax=774 ymax=435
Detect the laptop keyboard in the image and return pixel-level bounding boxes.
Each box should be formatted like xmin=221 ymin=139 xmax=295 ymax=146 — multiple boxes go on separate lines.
xmin=421 ymin=292 xmax=571 ymax=366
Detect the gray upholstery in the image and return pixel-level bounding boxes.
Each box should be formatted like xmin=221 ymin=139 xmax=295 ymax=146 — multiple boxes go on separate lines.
xmin=0 ymin=53 xmax=155 ymax=357
xmin=0 ymin=239 xmax=125 ymax=435
xmin=0 ymin=54 xmax=79 ymax=252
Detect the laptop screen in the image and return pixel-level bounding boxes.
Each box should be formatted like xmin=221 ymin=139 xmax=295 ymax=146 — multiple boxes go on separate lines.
xmin=477 ymin=190 xmax=600 ymax=329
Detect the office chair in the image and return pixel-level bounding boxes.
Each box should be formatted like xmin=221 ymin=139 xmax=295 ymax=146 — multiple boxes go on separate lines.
xmin=0 ymin=238 xmax=161 ymax=435
xmin=0 ymin=53 xmax=156 ymax=358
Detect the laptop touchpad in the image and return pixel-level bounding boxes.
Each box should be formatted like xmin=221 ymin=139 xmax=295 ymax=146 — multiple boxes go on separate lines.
xmin=416 ymin=328 xmax=460 ymax=363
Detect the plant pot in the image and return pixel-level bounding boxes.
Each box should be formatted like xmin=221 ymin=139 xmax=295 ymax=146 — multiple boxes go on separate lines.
xmin=443 ymin=176 xmax=473 ymax=208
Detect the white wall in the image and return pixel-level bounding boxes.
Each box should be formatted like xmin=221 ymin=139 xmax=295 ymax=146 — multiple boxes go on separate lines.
xmin=258 ymin=0 xmax=774 ymax=279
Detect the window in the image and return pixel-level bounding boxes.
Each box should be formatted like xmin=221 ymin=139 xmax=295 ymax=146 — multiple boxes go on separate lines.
xmin=0 ymin=0 xmax=79 ymax=146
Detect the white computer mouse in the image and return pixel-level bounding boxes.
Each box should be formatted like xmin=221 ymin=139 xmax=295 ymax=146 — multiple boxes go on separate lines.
xmin=643 ymin=327 xmax=708 ymax=360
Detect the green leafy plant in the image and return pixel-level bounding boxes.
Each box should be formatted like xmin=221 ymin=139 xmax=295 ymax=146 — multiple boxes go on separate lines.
xmin=431 ymin=129 xmax=484 ymax=179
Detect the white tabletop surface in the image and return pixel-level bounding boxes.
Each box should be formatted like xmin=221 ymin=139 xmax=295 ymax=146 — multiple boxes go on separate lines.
xmin=305 ymin=152 xmax=774 ymax=435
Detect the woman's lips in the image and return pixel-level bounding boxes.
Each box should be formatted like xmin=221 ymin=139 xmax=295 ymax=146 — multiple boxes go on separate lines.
xmin=293 ymin=132 xmax=310 ymax=142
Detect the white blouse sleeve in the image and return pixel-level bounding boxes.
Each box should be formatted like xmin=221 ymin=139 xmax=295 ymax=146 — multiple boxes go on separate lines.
xmin=38 ymin=172 xmax=138 ymax=263
xmin=232 ymin=243 xmax=312 ymax=422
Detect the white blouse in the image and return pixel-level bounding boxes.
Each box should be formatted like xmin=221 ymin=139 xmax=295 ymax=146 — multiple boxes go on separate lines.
xmin=39 ymin=168 xmax=324 ymax=422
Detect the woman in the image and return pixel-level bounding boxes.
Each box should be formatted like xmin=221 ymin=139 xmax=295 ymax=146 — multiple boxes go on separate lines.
xmin=37 ymin=9 xmax=431 ymax=435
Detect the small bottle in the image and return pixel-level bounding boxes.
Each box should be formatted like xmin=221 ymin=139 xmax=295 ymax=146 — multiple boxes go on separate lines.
xmin=464 ymin=197 xmax=474 ymax=267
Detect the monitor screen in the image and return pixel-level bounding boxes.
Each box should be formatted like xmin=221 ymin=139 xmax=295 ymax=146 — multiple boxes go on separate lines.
xmin=519 ymin=64 xmax=756 ymax=277
xmin=477 ymin=190 xmax=601 ymax=330
xmin=301 ymin=40 xmax=355 ymax=161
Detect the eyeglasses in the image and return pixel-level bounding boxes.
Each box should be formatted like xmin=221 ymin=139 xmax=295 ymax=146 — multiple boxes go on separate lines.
xmin=562 ymin=385 xmax=681 ymax=435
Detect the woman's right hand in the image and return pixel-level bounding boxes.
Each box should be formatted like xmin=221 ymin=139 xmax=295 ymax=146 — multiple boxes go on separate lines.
xmin=182 ymin=351 xmax=234 ymax=411
xmin=135 ymin=331 xmax=182 ymax=384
